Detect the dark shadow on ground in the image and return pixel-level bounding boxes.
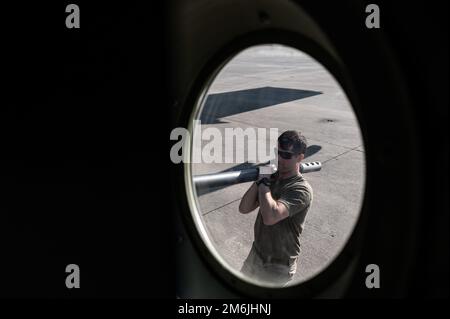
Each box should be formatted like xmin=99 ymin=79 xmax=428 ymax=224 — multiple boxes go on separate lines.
xmin=305 ymin=145 xmax=321 ymax=158
xmin=199 ymin=86 xmax=322 ymax=124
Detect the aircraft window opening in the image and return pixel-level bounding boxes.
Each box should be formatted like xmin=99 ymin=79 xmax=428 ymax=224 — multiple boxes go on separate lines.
xmin=185 ymin=44 xmax=366 ymax=289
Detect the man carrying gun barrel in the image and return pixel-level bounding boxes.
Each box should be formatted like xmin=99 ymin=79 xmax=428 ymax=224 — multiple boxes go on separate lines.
xmin=239 ymin=130 xmax=313 ymax=286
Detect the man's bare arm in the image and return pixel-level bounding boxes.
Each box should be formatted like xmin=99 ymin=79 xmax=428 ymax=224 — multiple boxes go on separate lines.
xmin=258 ymin=184 xmax=289 ymax=225
xmin=239 ymin=182 xmax=259 ymax=214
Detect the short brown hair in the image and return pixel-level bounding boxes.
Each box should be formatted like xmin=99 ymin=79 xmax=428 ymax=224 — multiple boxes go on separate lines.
xmin=278 ymin=130 xmax=307 ymax=155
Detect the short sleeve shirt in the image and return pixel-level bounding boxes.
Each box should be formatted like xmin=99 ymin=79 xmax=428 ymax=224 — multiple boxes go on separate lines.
xmin=253 ymin=172 xmax=313 ymax=264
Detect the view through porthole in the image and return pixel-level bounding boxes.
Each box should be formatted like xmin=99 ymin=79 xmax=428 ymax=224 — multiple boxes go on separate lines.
xmin=186 ymin=44 xmax=365 ymax=287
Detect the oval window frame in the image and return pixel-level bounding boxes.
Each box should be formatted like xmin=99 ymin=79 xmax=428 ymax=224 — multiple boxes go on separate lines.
xmin=178 ymin=29 xmax=368 ymax=298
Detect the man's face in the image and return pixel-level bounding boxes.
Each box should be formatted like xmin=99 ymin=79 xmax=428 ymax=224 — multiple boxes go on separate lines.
xmin=277 ymin=143 xmax=303 ymax=173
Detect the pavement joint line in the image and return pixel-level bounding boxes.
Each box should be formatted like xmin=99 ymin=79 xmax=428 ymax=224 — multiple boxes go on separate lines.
xmin=227 ymin=66 xmax=317 ymax=76
xmin=196 ymin=117 xmax=362 ymax=152
xmin=214 ymin=67 xmax=327 ymax=84
xmin=308 ymin=138 xmax=363 ymax=152
xmin=202 ymin=197 xmax=242 ymax=216
xmin=211 ymin=80 xmax=327 ymax=92
xmin=321 ymin=145 xmax=362 ymax=165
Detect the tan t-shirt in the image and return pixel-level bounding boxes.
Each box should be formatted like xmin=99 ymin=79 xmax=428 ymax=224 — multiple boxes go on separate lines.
xmin=253 ymin=172 xmax=313 ymax=268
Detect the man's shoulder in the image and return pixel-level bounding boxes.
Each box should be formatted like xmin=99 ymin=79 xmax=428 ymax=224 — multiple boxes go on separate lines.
xmin=291 ymin=175 xmax=313 ymax=199
xmin=274 ymin=174 xmax=313 ymax=195
xmin=293 ymin=174 xmax=312 ymax=189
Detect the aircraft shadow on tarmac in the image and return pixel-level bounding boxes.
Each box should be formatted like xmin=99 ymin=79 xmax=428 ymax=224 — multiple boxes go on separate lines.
xmin=199 ymin=86 xmax=322 ymax=124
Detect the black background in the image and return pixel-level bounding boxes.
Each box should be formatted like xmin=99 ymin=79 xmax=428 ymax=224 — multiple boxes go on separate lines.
xmin=1 ymin=2 xmax=173 ymax=298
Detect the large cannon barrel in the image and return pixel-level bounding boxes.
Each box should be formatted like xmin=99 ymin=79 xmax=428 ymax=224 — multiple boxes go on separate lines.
xmin=193 ymin=161 xmax=321 ymax=190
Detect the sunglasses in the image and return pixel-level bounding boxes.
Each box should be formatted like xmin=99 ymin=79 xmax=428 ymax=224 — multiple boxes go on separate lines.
xmin=278 ymin=150 xmax=299 ymax=160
